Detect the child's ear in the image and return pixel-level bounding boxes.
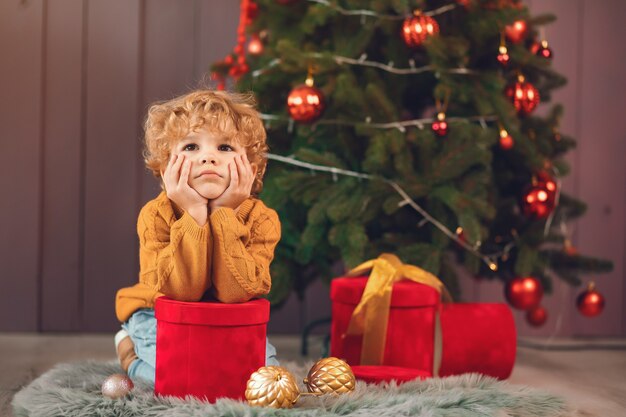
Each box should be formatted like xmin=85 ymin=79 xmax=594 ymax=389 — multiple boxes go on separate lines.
xmin=251 ymin=162 xmax=258 ymax=177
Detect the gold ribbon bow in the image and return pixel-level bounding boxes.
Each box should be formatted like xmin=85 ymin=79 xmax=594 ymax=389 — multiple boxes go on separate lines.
xmin=344 ymin=253 xmax=452 ymax=373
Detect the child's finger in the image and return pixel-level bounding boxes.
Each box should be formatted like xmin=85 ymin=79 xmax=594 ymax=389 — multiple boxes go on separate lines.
xmin=164 ymin=153 xmax=176 ymax=173
xmin=171 ymin=154 xmax=184 ymax=182
xmin=241 ymin=154 xmax=251 ymax=176
xmin=230 ymin=159 xmax=239 ymax=186
xmin=164 ymin=154 xmax=178 ymax=180
xmin=241 ymin=154 xmax=254 ymax=186
xmin=179 ymin=159 xmax=191 ymax=186
xmin=162 ymin=154 xmax=177 ymax=190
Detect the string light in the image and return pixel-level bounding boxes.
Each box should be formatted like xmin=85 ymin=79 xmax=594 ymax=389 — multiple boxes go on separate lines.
xmin=260 ymin=113 xmax=498 ymax=131
xmin=252 ymin=55 xmax=476 ymax=78
xmin=267 ymin=153 xmax=509 ymax=269
xmin=307 ymin=0 xmax=458 ymax=20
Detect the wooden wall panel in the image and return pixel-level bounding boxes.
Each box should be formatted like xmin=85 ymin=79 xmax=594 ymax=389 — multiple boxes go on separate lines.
xmin=571 ymin=0 xmax=626 ymax=336
xmin=138 ymin=0 xmax=197 ymax=207
xmin=40 ymin=0 xmax=83 ymax=331
xmin=82 ymin=0 xmax=141 ymax=331
xmin=0 ymin=1 xmax=624 ymax=335
xmin=0 ymin=0 xmax=44 ymax=331
xmin=196 ymin=0 xmax=239 ymax=83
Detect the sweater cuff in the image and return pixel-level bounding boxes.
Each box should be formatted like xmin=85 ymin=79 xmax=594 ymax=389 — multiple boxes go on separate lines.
xmin=210 ymin=207 xmax=239 ymax=225
xmin=175 ymin=211 xmax=209 ymax=241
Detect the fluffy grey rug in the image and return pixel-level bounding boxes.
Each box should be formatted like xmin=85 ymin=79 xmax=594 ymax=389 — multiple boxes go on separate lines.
xmin=12 ymin=360 xmax=572 ymax=417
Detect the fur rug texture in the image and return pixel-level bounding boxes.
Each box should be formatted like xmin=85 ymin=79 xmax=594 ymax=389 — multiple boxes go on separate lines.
xmin=12 ymin=360 xmax=573 ymax=417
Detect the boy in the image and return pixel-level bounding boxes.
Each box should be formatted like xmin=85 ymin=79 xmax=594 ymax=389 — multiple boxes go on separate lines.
xmin=114 ymin=90 xmax=281 ymax=383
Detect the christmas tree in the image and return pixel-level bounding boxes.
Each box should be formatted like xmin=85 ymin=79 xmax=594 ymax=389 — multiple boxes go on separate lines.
xmin=211 ymin=0 xmax=612 ymax=318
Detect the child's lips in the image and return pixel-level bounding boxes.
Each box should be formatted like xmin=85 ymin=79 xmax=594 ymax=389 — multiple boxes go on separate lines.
xmin=197 ymin=170 xmax=221 ymax=178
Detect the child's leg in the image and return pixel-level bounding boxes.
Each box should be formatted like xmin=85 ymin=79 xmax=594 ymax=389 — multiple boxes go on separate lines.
xmin=121 ymin=309 xmax=157 ymax=384
xmin=266 ymin=338 xmax=279 ymax=366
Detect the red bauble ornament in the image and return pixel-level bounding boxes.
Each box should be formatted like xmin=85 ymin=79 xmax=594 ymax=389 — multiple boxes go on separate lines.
xmin=522 ymin=184 xmax=556 ymax=219
xmin=505 ymin=74 xmax=540 ymax=115
xmin=526 ymin=305 xmax=548 ymax=327
xmin=499 ymin=128 xmax=514 ymax=150
xmin=287 ymin=84 xmax=325 ymax=123
xmin=248 ymin=34 xmax=264 ymax=55
xmin=535 ymin=171 xmax=557 ymax=195
xmin=505 ymin=20 xmax=527 ymax=44
xmin=431 ymin=112 xmax=448 ymax=137
xmin=576 ymin=282 xmax=605 ymax=317
xmin=522 ymin=173 xmax=557 ymax=220
xmin=402 ymin=11 xmax=439 ymax=48
xmin=505 ymin=276 xmax=543 ymax=310
xmin=531 ymin=40 xmax=553 ymax=59
xmin=246 ymin=1 xmax=259 ymax=22
xmin=457 ymin=0 xmax=471 ymax=8
xmin=497 ymin=47 xmax=510 ymax=66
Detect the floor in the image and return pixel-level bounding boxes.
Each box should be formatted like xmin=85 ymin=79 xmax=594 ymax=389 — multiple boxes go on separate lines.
xmin=1 ymin=334 xmax=625 ymax=417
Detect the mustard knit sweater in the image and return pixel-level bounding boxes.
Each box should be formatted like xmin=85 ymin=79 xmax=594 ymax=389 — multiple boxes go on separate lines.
xmin=115 ymin=191 xmax=281 ymax=322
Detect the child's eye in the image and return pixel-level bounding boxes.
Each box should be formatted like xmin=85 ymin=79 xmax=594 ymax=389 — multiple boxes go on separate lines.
xmin=218 ymin=144 xmax=234 ymax=152
xmin=182 ymin=143 xmax=198 ymax=151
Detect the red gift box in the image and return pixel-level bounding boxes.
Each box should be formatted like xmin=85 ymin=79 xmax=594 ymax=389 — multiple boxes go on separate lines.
xmin=154 ymin=296 xmax=269 ymax=402
xmin=439 ymin=303 xmax=516 ymax=379
xmin=331 ymin=276 xmax=517 ymax=381
xmin=330 ymin=276 xmax=441 ymax=373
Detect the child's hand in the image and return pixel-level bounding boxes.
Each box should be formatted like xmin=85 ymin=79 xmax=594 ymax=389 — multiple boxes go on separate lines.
xmin=161 ymin=153 xmax=208 ymax=225
xmin=209 ymin=154 xmax=256 ymax=213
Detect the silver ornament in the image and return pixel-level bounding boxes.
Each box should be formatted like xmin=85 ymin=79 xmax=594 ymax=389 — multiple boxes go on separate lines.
xmin=101 ymin=373 xmax=134 ymax=399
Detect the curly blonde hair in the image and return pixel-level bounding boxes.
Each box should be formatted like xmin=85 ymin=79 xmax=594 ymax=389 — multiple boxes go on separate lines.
xmin=143 ymin=90 xmax=268 ymax=195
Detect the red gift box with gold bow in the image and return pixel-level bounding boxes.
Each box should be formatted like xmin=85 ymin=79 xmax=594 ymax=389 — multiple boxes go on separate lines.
xmin=330 ymin=254 xmax=516 ymax=381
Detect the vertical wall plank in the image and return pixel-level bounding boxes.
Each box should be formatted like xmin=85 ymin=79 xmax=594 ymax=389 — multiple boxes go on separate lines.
xmin=196 ymin=0 xmax=239 ymax=82
xmin=82 ymin=0 xmax=141 ymax=331
xmin=40 ymin=0 xmax=83 ymax=331
xmin=0 ymin=1 xmax=44 ymax=331
xmin=571 ymin=0 xmax=626 ymax=336
xmin=138 ymin=0 xmax=197 ymax=207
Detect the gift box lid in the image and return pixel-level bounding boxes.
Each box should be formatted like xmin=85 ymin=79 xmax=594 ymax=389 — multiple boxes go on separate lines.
xmin=351 ymin=365 xmax=431 ymax=384
xmin=331 ymin=276 xmax=440 ymax=307
xmin=155 ymin=296 xmax=269 ymax=326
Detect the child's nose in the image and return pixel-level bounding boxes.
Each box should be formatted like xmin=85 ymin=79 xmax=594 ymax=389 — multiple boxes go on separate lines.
xmin=200 ymin=151 xmax=218 ymax=165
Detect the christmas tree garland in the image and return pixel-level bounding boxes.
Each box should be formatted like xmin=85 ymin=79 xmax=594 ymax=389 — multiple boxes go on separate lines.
xmin=307 ymin=0 xmax=458 ymax=20
xmin=268 ymin=152 xmax=508 ymax=271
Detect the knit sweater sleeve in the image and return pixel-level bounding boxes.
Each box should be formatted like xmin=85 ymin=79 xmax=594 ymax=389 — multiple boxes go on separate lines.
xmin=210 ymin=204 xmax=281 ymax=303
xmin=137 ymin=202 xmax=211 ymax=302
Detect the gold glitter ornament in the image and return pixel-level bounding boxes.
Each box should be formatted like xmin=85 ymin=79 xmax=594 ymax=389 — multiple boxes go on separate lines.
xmin=245 ymin=366 xmax=300 ymax=408
xmin=304 ymin=357 xmax=356 ymax=395
xmin=101 ymin=373 xmax=134 ymax=399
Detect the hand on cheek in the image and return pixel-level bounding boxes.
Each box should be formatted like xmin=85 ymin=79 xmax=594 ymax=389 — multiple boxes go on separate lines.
xmin=209 ymin=154 xmax=255 ymax=213
xmin=161 ymin=153 xmax=208 ymax=225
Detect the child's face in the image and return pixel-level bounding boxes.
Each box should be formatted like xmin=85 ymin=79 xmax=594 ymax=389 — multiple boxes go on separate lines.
xmin=171 ymin=128 xmax=247 ymax=200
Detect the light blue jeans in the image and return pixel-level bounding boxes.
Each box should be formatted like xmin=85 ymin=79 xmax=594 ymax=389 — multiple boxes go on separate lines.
xmin=121 ymin=308 xmax=279 ymax=384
